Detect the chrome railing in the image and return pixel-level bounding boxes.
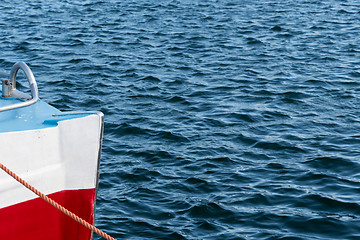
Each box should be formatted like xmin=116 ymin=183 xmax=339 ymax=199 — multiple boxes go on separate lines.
xmin=0 ymin=62 xmax=39 ymax=112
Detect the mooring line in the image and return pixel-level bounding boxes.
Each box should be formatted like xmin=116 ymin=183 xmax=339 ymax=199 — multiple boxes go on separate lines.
xmin=0 ymin=162 xmax=116 ymax=240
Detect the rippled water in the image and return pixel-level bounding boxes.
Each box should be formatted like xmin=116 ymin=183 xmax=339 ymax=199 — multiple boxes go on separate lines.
xmin=1 ymin=0 xmax=360 ymax=239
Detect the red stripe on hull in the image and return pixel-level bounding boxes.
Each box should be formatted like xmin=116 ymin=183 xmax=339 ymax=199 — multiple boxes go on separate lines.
xmin=0 ymin=188 xmax=96 ymax=240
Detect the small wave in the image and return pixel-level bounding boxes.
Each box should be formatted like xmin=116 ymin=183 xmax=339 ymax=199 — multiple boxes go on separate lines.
xmin=228 ymin=113 xmax=258 ymax=123
xmin=234 ymin=133 xmax=258 ymax=146
xmin=275 ymin=33 xmax=294 ymax=38
xmin=184 ymin=177 xmax=219 ymax=193
xmin=261 ymin=110 xmax=291 ymax=120
xmin=140 ymin=75 xmax=161 ymax=82
xmin=155 ymin=130 xmax=190 ymax=143
xmin=303 ymin=156 xmax=360 ymax=175
xmin=246 ymin=37 xmax=264 ymax=45
xmin=108 ymin=122 xmax=150 ymax=137
xmin=349 ymin=71 xmax=360 ymax=78
xmin=182 ymin=202 xmax=233 ymax=219
xmin=252 ymin=140 xmax=307 ymax=153
xmin=285 ymin=216 xmax=354 ymax=239
xmin=271 ymin=25 xmax=282 ymax=31
xmin=293 ymin=193 xmax=360 ymax=214
xmin=165 ymin=95 xmax=190 ymax=105
xmin=68 ymin=58 xmax=90 ymax=63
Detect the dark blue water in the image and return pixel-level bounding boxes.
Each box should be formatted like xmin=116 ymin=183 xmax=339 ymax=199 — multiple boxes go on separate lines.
xmin=1 ymin=1 xmax=360 ymax=239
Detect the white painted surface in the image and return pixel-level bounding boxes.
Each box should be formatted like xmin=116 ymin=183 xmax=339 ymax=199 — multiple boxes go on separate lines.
xmin=0 ymin=113 xmax=103 ymax=209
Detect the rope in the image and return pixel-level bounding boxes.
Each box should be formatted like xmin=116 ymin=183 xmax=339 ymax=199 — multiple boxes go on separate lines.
xmin=0 ymin=162 xmax=117 ymax=240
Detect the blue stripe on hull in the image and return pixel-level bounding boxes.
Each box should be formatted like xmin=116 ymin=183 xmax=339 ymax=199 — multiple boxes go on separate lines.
xmin=0 ymin=98 xmax=91 ymax=133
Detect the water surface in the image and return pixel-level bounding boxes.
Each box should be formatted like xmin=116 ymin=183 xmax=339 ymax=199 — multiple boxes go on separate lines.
xmin=1 ymin=1 xmax=360 ymax=239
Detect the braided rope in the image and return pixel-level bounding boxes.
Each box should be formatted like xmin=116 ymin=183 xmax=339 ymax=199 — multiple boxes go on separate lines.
xmin=0 ymin=162 xmax=116 ymax=240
